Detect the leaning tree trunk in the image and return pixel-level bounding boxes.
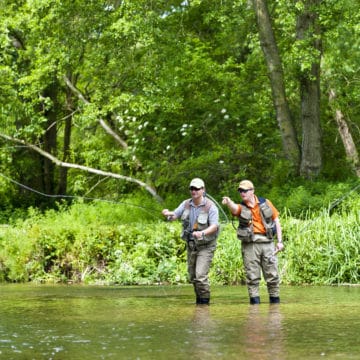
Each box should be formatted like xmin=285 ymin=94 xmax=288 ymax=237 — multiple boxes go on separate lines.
xmin=251 ymin=0 xmax=301 ymax=171
xmin=296 ymin=0 xmax=322 ymax=179
xmin=329 ymin=89 xmax=360 ymax=177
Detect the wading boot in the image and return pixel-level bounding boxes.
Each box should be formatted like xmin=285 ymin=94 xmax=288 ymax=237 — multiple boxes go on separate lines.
xmin=250 ymin=296 xmax=260 ymax=305
xmin=197 ymin=297 xmax=210 ymax=305
xmin=269 ymin=296 xmax=280 ymax=304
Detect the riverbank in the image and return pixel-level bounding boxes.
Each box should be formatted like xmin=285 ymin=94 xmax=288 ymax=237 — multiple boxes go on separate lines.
xmin=0 ymin=198 xmax=359 ymax=285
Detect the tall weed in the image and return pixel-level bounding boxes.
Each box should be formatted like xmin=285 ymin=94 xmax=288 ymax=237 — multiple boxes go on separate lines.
xmin=0 ymin=194 xmax=359 ymax=285
xmin=279 ymin=195 xmax=360 ymax=284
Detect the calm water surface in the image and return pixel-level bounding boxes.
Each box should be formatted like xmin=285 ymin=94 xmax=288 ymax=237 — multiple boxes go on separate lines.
xmin=0 ymin=284 xmax=359 ymax=359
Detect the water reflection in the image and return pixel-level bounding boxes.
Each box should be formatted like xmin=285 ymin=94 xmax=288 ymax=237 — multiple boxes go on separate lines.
xmin=189 ymin=306 xmax=220 ymax=358
xmin=243 ymin=304 xmax=285 ymax=360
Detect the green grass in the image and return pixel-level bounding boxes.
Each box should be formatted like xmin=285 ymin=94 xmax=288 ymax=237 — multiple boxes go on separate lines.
xmin=0 ymin=194 xmax=359 ymax=285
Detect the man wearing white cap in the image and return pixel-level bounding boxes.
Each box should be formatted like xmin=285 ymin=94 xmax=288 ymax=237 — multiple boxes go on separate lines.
xmin=222 ymin=180 xmax=284 ymax=304
xmin=162 ymin=178 xmax=219 ymax=305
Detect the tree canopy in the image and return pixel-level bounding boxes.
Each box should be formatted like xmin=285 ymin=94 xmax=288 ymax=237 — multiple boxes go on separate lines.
xmin=1 ymin=0 xmax=359 ymax=210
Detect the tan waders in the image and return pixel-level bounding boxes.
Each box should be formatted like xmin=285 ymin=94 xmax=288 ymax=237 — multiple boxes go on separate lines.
xmin=242 ymin=240 xmax=280 ymax=304
xmin=187 ymin=243 xmax=216 ymax=305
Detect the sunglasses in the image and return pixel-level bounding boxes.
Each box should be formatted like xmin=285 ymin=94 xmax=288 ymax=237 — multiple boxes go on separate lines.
xmin=238 ymin=188 xmax=252 ymax=193
xmin=189 ymin=187 xmax=202 ymax=191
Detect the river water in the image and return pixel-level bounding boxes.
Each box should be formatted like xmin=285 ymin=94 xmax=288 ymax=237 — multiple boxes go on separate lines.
xmin=0 ymin=284 xmax=359 ymax=359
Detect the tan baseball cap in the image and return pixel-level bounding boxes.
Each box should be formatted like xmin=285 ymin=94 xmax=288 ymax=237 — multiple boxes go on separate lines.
xmin=238 ymin=180 xmax=254 ymax=190
xmin=189 ymin=178 xmax=205 ymax=188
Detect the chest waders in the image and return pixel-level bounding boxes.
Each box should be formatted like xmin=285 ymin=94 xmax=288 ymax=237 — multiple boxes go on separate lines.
xmin=180 ymin=197 xmax=218 ymax=305
xmin=237 ymin=197 xmax=280 ymax=305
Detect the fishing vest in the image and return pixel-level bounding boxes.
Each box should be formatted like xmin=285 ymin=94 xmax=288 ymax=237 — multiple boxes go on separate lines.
xmin=180 ymin=198 xmax=218 ymax=246
xmin=237 ymin=197 xmax=275 ymax=242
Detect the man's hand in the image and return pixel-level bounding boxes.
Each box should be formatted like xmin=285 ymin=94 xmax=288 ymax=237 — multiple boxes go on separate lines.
xmin=222 ymin=196 xmax=232 ymax=205
xmin=193 ymin=231 xmax=204 ymax=240
xmin=162 ymin=209 xmax=176 ymax=220
xmin=274 ymin=241 xmax=284 ymax=254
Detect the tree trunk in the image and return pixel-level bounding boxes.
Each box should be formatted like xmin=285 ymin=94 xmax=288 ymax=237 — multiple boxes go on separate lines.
xmin=42 ymin=82 xmax=58 ymax=194
xmin=58 ymin=84 xmax=73 ymax=195
xmin=296 ymin=0 xmax=322 ymax=179
xmin=329 ymin=89 xmax=360 ymax=177
xmin=251 ymin=0 xmax=300 ymax=171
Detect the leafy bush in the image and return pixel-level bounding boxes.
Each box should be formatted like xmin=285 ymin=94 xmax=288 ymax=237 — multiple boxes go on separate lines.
xmin=0 ymin=192 xmax=359 ymax=285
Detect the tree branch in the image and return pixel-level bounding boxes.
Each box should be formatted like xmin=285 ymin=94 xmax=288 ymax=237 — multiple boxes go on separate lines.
xmin=0 ymin=133 xmax=162 ymax=202
xmin=62 ymin=75 xmax=129 ymax=150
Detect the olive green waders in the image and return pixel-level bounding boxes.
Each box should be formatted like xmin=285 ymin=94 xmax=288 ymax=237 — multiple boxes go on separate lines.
xmin=187 ymin=243 xmax=216 ymax=305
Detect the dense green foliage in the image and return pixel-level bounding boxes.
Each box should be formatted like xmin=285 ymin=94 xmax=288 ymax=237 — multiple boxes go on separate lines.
xmin=1 ymin=0 xmax=360 ymax=211
xmin=0 ymin=190 xmax=359 ymax=285
xmin=1 ymin=1 xmax=359 ymax=285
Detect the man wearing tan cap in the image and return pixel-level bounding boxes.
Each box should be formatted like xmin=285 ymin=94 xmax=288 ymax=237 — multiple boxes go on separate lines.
xmin=222 ymin=180 xmax=284 ymax=304
xmin=162 ymin=178 xmax=219 ymax=305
